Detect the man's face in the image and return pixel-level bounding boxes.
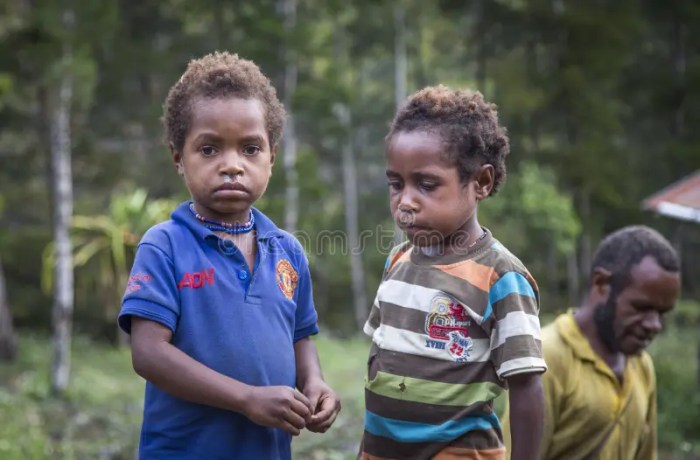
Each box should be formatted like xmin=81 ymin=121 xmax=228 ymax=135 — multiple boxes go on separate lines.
xmin=594 ymin=255 xmax=680 ymax=355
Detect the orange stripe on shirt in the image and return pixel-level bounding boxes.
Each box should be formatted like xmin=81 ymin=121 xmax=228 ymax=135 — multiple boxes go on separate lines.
xmin=432 ymin=446 xmax=506 ymax=460
xmin=395 ymin=250 xmax=411 ymax=266
xmin=433 ymin=260 xmax=497 ymax=292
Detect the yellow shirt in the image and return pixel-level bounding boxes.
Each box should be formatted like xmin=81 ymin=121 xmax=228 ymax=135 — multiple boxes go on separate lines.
xmin=503 ymin=312 xmax=657 ymax=460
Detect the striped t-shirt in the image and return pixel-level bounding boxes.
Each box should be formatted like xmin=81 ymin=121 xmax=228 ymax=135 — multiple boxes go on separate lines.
xmin=361 ymin=229 xmax=547 ymax=460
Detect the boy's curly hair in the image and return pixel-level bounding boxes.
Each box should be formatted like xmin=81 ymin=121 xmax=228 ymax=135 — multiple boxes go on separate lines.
xmin=387 ymin=85 xmax=510 ymax=195
xmin=163 ymin=51 xmax=286 ymax=152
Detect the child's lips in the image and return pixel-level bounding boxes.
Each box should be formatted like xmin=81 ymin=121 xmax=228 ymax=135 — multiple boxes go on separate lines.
xmin=401 ymin=223 xmax=430 ymax=232
xmin=214 ymin=182 xmax=248 ymax=193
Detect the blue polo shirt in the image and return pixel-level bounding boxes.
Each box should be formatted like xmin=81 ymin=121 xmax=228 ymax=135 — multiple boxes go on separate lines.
xmin=118 ymin=201 xmax=319 ymax=460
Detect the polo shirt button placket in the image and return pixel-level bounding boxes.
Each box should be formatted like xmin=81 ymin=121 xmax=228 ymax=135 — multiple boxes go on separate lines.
xmin=238 ymin=270 xmax=249 ymax=281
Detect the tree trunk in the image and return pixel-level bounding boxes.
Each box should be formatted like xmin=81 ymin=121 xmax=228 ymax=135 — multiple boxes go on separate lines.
xmin=393 ymin=3 xmax=407 ymax=246
xmin=546 ymin=235 xmax=557 ymax=305
xmin=337 ymin=105 xmax=368 ymax=331
xmin=281 ymin=0 xmax=299 ymax=232
xmin=671 ymin=14 xmax=686 ymax=138
xmin=566 ymin=252 xmax=579 ymax=308
xmin=50 ymin=26 xmax=74 ymax=394
xmin=578 ymin=191 xmax=592 ymax=287
xmin=0 ymin=255 xmax=17 ymax=362
xmin=394 ymin=3 xmax=407 ymax=112
xmin=475 ymin=1 xmax=487 ymax=93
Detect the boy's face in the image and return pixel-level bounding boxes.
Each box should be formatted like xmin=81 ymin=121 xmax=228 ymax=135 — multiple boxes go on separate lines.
xmin=386 ymin=130 xmax=484 ymax=248
xmin=172 ymin=97 xmax=275 ymax=223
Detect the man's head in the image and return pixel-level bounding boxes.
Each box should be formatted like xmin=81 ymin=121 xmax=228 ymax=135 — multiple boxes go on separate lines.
xmin=587 ymin=225 xmax=681 ymax=355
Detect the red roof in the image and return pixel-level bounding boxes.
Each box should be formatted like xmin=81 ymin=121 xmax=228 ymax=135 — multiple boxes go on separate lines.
xmin=642 ymin=171 xmax=700 ymax=223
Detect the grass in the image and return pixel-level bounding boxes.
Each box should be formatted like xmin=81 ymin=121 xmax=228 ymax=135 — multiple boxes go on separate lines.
xmin=0 ymin=333 xmax=370 ymax=460
xmin=293 ymin=336 xmax=368 ymax=460
xmin=648 ymin=323 xmax=700 ymax=459
xmin=0 ymin=324 xmax=698 ymax=459
xmin=0 ymin=335 xmax=142 ymax=459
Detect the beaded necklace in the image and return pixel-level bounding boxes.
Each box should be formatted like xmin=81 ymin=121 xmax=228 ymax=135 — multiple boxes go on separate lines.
xmin=189 ymin=203 xmax=255 ymax=234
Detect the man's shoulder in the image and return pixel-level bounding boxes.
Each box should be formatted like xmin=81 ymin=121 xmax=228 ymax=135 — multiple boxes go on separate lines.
xmin=541 ymin=316 xmax=576 ymax=367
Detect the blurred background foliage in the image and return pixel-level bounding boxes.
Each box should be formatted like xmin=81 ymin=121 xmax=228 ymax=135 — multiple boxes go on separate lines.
xmin=0 ymin=0 xmax=699 ymax=458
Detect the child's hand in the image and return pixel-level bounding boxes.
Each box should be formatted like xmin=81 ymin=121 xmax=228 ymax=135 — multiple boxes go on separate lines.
xmin=301 ymin=379 xmax=341 ymax=433
xmin=243 ymin=386 xmax=313 ymax=436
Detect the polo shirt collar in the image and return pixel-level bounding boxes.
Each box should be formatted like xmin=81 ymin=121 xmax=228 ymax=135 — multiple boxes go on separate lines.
xmin=171 ymin=201 xmax=284 ymax=243
xmin=556 ymin=310 xmax=599 ymax=363
xmin=556 ymin=310 xmax=618 ymax=380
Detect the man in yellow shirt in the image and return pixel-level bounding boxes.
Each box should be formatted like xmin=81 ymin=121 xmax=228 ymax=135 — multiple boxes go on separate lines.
xmin=503 ymin=225 xmax=681 ymax=460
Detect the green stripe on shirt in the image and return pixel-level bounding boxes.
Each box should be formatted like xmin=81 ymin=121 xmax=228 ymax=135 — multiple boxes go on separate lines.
xmin=366 ymin=370 xmax=503 ymax=406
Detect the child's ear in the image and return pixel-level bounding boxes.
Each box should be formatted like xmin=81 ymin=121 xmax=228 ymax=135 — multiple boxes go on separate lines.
xmin=171 ymin=142 xmax=184 ymax=176
xmin=269 ymin=145 xmax=277 ymax=171
xmin=474 ymin=164 xmax=495 ymax=199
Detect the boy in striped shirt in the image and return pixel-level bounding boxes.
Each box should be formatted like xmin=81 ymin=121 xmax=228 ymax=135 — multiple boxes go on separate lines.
xmin=361 ymin=86 xmax=547 ymax=460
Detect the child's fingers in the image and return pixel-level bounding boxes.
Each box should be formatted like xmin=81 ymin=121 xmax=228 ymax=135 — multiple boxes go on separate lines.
xmin=289 ymin=396 xmax=312 ymax=419
xmin=283 ymin=408 xmax=307 ymax=432
xmin=306 ymin=414 xmax=336 ymax=433
xmin=278 ymin=418 xmax=302 ymax=436
xmin=293 ymin=388 xmax=314 ymax=413
xmin=309 ymin=395 xmax=340 ymax=431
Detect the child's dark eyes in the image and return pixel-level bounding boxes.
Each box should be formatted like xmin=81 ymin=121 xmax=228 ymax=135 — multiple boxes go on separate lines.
xmin=243 ymin=145 xmax=261 ymax=156
xmin=420 ymin=181 xmax=437 ymax=191
xmin=200 ymin=146 xmax=217 ymax=157
xmin=198 ymin=145 xmax=261 ymax=156
xmin=387 ymin=180 xmax=402 ymax=191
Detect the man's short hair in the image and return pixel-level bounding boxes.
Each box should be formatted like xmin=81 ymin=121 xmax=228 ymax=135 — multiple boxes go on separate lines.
xmin=590 ymin=225 xmax=680 ymax=290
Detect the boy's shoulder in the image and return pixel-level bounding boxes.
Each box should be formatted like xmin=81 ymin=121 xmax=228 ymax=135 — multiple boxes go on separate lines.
xmin=383 ymin=240 xmax=413 ymax=273
xmin=251 ymin=208 xmax=309 ymax=267
xmin=274 ymin=228 xmax=309 ymax=263
xmin=477 ymin=234 xmax=533 ymax=278
xmin=139 ymin=219 xmax=181 ymax=248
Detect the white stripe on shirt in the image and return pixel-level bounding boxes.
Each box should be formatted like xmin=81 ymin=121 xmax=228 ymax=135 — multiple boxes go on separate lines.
xmin=497 ymin=356 xmax=547 ymax=378
xmin=490 ymin=310 xmax=542 ymax=349
xmin=372 ymin=323 xmax=491 ymax=363
xmin=377 ymin=279 xmax=486 ymax=324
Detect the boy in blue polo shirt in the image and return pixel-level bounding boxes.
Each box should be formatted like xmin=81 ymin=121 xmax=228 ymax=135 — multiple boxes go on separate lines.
xmin=118 ymin=51 xmax=341 ymax=459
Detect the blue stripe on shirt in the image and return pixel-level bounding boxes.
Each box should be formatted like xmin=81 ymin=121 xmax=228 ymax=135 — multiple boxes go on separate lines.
xmin=483 ymin=272 xmax=536 ymax=321
xmin=364 ymin=410 xmax=500 ymax=443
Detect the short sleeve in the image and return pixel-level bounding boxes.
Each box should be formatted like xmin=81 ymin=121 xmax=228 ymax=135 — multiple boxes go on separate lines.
xmin=488 ymin=271 xmax=547 ymax=379
xmin=118 ymin=241 xmax=180 ymax=334
xmin=292 ymin=247 xmax=319 ymax=342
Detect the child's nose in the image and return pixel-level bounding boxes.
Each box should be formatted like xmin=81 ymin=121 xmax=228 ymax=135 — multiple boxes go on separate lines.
xmin=219 ymin=150 xmax=244 ymax=175
xmin=398 ymin=190 xmax=419 ymax=212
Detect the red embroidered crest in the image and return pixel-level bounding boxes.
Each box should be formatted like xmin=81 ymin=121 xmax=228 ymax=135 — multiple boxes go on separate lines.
xmin=276 ymin=259 xmax=298 ymax=300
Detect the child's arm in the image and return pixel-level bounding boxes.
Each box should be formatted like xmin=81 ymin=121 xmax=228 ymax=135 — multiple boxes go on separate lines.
xmin=507 ymin=372 xmax=544 ymax=460
xmin=294 ymin=337 xmax=341 ymax=432
xmin=131 ymin=317 xmax=313 ymax=435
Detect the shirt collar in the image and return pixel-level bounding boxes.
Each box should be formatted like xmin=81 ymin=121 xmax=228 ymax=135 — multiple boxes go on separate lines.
xmin=409 ymin=227 xmax=494 ymax=266
xmin=171 ymin=201 xmax=283 ymax=243
xmin=556 ymin=310 xmax=621 ymax=381
xmin=556 ymin=311 xmax=600 ymax=364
